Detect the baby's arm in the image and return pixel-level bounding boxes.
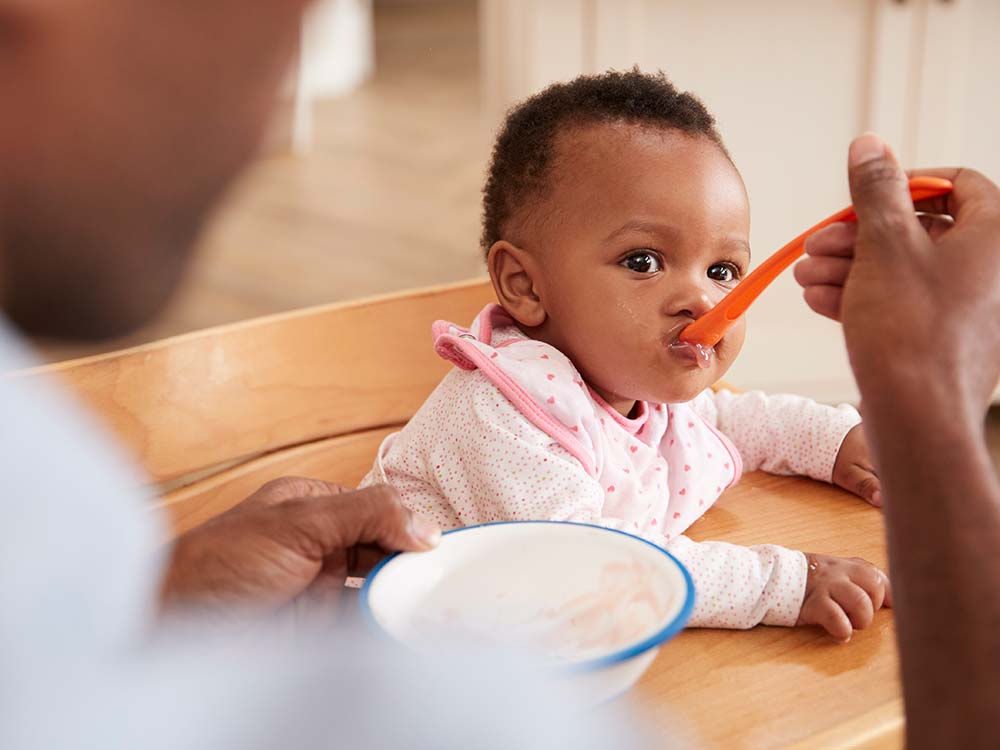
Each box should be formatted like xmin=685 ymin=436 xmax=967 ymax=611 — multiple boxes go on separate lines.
xmin=371 ymin=373 xmax=809 ymax=627
xmin=372 ymin=373 xmax=883 ymax=634
xmin=669 ymin=539 xmax=891 ymax=636
xmin=419 ymin=386 xmax=812 ymax=627
xmin=666 ymin=536 xmax=806 ymax=628
xmin=693 ymin=389 xmax=860 ymax=482
xmin=437 ymin=424 xmax=812 ymax=628
xmin=432 ymin=405 xmax=812 ymax=627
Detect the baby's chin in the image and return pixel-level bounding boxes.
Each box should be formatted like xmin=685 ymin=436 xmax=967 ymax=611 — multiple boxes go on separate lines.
xmin=637 ymin=372 xmax=718 ymax=405
xmin=653 ymin=353 xmax=743 ymax=402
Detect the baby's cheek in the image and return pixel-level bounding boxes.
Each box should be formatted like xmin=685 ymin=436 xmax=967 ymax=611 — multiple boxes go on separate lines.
xmin=714 ymin=321 xmax=747 ymax=376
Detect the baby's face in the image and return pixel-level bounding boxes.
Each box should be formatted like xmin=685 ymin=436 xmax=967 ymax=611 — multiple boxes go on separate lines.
xmin=526 ymin=123 xmax=750 ymax=412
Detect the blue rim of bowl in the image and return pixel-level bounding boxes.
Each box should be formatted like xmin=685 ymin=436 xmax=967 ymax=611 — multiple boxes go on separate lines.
xmin=359 ymin=520 xmax=695 ymax=673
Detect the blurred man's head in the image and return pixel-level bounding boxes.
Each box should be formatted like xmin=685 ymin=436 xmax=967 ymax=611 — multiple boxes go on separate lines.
xmin=0 ymin=0 xmax=309 ymax=339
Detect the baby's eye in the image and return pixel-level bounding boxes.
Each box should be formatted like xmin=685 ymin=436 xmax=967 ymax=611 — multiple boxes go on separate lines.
xmin=707 ymin=263 xmax=740 ymax=283
xmin=621 ymin=251 xmax=662 ymax=274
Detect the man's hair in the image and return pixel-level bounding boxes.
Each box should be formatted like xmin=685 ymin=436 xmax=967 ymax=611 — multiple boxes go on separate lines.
xmin=480 ymin=68 xmax=727 ymax=254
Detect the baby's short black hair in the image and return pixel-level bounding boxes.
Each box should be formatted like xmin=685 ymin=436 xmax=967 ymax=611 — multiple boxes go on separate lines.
xmin=481 ymin=68 xmax=727 ymax=255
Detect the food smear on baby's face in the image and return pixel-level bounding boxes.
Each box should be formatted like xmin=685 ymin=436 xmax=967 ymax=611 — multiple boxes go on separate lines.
xmin=516 ymin=122 xmax=750 ymax=414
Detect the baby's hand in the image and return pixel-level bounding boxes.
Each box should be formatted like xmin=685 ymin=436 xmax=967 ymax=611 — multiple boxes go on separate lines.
xmin=796 ymin=553 xmax=892 ymax=642
xmin=832 ymin=424 xmax=882 ymax=507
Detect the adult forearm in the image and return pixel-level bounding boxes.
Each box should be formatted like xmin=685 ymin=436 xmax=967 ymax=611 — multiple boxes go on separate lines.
xmin=861 ymin=382 xmax=1000 ymax=750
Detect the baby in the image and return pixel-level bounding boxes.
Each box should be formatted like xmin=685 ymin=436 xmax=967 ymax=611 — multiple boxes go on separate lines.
xmin=362 ymin=70 xmax=890 ymax=640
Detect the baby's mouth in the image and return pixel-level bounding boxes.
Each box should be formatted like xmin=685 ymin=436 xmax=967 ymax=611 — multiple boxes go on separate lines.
xmin=669 ymin=340 xmax=715 ymax=369
xmin=665 ymin=324 xmax=716 ymax=370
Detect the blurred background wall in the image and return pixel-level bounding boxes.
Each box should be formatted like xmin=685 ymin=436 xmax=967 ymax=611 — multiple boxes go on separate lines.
xmin=39 ymin=0 xmax=1000 ymax=409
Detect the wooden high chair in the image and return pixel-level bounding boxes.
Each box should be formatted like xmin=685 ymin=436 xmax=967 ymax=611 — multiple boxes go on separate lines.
xmin=16 ymin=278 xmax=903 ymax=750
xmin=16 ymin=279 xmax=495 ymax=536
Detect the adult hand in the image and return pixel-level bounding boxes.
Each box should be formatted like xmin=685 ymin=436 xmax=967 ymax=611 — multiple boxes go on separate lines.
xmin=797 ymin=135 xmax=1000 ymax=749
xmin=160 ymin=477 xmax=440 ymax=624
xmin=795 ymin=134 xmax=1000 ymax=414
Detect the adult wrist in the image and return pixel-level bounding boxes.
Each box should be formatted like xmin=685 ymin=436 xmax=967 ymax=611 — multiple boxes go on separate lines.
xmin=854 ymin=360 xmax=980 ymax=437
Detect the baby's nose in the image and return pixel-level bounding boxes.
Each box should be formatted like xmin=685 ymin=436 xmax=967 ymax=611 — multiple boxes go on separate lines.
xmin=670 ymin=287 xmax=716 ymax=320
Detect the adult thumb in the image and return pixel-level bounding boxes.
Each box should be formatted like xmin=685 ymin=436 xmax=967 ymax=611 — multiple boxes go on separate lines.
xmin=847 ymin=133 xmax=920 ymax=243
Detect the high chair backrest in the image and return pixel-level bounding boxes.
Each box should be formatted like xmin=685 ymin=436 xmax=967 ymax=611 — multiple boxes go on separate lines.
xmin=13 ymin=279 xmax=496 ymax=535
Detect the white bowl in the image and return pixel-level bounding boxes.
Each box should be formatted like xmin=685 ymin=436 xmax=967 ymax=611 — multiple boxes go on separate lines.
xmin=361 ymin=521 xmax=694 ymax=704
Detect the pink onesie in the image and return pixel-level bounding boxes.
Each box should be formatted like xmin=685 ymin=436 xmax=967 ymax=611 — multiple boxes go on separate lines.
xmin=361 ymin=304 xmax=861 ymax=629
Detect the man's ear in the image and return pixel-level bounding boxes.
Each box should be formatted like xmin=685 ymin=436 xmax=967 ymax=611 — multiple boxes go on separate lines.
xmin=487 ymin=240 xmax=546 ymax=328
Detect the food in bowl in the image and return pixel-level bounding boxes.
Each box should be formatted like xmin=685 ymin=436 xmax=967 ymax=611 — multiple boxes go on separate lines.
xmin=362 ymin=521 xmax=694 ymax=702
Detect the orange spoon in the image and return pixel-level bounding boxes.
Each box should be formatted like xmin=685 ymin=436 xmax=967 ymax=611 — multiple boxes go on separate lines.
xmin=678 ymin=176 xmax=953 ymax=348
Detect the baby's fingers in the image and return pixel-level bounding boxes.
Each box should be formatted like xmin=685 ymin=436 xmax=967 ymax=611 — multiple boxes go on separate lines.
xmin=852 ymin=564 xmax=892 ymax=611
xmin=830 ymin=579 xmax=875 ymax=631
xmin=801 ymin=596 xmax=853 ymax=643
xmin=839 ymin=463 xmax=883 ymax=507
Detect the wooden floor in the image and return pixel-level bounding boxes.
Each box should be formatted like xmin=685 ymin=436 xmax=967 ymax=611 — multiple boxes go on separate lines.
xmin=37 ymin=0 xmax=488 ymax=362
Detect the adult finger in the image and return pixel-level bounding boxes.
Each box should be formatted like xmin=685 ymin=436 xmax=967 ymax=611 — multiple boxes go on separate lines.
xmin=350 ymin=543 xmax=393 ymax=577
xmin=247 ymin=476 xmax=349 ymax=508
xmin=287 ymin=478 xmax=349 ymax=497
xmin=847 ymin=133 xmax=923 ymax=251
xmin=802 ymin=285 xmax=843 ymax=321
xmin=803 ymin=221 xmax=858 ymax=258
xmin=916 ymin=213 xmax=955 ymax=240
xmin=293 ymin=484 xmax=441 ymax=562
xmin=297 ymin=552 xmax=351 ymax=626
xmin=794 ymin=255 xmax=852 ymax=288
xmin=831 ymin=579 xmax=875 ymax=630
xmin=907 ymin=167 xmax=1000 ymax=219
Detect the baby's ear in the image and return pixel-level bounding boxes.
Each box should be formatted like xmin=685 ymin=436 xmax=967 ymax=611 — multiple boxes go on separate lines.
xmin=487 ymin=241 xmax=546 ymax=328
